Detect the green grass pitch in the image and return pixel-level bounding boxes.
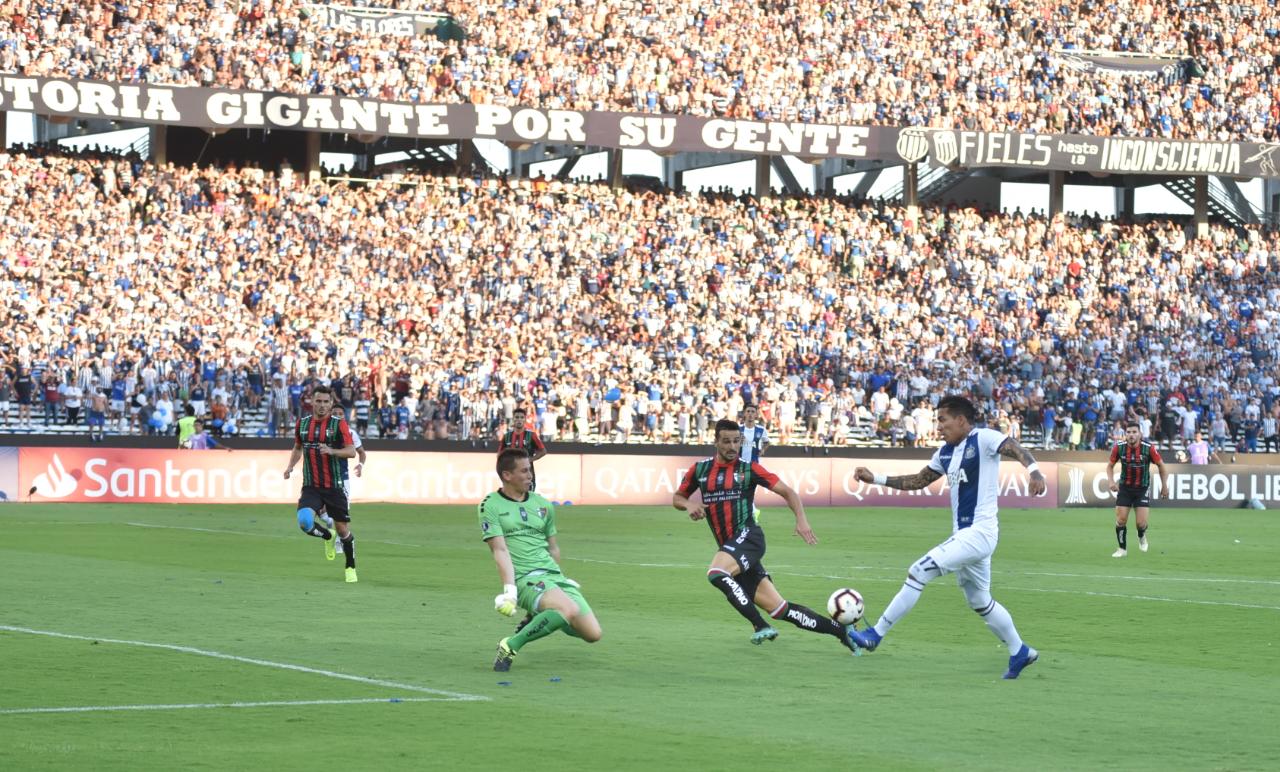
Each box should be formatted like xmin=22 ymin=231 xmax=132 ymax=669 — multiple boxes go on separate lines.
xmin=2 ymin=501 xmax=1278 ymax=771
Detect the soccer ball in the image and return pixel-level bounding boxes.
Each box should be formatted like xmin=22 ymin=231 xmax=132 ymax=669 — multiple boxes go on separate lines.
xmin=826 ymin=587 xmax=865 ymax=626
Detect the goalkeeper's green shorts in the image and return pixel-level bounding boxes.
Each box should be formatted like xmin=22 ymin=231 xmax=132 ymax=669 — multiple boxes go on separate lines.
xmin=517 ymin=572 xmax=592 ymax=617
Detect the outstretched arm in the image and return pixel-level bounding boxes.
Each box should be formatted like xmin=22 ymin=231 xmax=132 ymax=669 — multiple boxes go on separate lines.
xmin=998 ymin=437 xmax=1047 ymax=495
xmin=767 ymin=480 xmax=816 ymax=545
xmin=854 ymin=465 xmax=943 ymax=491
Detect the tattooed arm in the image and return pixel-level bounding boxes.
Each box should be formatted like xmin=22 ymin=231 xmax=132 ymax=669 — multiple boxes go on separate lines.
xmin=998 ymin=437 xmax=1047 ymax=495
xmin=853 ymin=465 xmax=943 ymax=491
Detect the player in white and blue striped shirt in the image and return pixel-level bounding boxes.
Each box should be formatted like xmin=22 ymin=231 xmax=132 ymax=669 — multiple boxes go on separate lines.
xmin=741 ymin=404 xmax=770 ymax=520
xmin=740 ymin=404 xmax=770 ymax=464
xmin=846 ymin=395 xmax=1045 ymax=679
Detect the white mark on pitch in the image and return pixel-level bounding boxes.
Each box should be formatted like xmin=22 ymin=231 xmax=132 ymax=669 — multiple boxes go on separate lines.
xmin=0 ymin=697 xmax=451 ymax=716
xmin=0 ymin=625 xmax=487 ymax=701
xmin=125 ymin=522 xmax=422 ymax=548
xmin=564 ymin=557 xmax=1279 ymax=610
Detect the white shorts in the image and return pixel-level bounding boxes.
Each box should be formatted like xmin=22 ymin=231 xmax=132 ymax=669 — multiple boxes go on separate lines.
xmin=924 ymin=527 xmax=997 ymax=593
xmin=110 ymin=400 xmax=125 ymax=413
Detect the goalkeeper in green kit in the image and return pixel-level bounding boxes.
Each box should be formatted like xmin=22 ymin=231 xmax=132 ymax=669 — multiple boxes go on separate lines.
xmin=481 ymin=449 xmax=603 ymax=671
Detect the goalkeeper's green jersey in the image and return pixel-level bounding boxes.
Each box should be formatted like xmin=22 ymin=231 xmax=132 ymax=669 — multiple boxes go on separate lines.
xmin=478 ymin=490 xmax=561 ymax=580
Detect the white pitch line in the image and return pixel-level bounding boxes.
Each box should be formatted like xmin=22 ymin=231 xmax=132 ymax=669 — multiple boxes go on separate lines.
xmin=1016 ymin=570 xmax=1280 ymax=586
xmin=562 ymin=557 xmax=1280 ymax=611
xmin=0 ymin=625 xmax=487 ymax=702
xmin=815 ymin=563 xmax=1280 ymax=587
xmin=1004 ymin=586 xmax=1280 ymax=612
xmin=571 ymin=556 xmax=698 ymax=569
xmin=0 ymin=697 xmax=450 ymax=716
xmin=127 ymin=522 xmax=280 ymax=538
xmin=124 ymin=522 xmax=423 ymax=548
xmin=574 ymin=557 xmax=1280 ymax=589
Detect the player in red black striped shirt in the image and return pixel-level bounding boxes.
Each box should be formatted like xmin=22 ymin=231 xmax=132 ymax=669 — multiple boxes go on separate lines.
xmin=284 ymin=385 xmax=361 ymax=582
xmin=1106 ymin=421 xmax=1170 ymax=558
xmin=499 ymin=406 xmax=547 ymax=490
xmin=674 ymin=418 xmax=856 ymax=652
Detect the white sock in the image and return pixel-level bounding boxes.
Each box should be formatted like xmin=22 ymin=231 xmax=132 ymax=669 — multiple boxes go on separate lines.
xmin=982 ymin=601 xmax=1024 ymax=655
xmin=873 ymin=576 xmax=926 ymax=636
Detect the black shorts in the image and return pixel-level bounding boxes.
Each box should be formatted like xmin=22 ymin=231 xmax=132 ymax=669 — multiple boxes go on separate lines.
xmin=1115 ymin=486 xmax=1151 ymax=509
xmin=719 ymin=524 xmax=770 ymax=589
xmin=298 ymin=486 xmax=351 ymax=521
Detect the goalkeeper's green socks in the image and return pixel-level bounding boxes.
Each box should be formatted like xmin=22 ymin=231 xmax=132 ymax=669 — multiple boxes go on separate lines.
xmin=508 ymin=610 xmax=568 ymax=652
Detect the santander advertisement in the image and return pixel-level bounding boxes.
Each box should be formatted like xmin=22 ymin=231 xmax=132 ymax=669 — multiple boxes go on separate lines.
xmin=19 ymin=447 xmax=1057 ymax=508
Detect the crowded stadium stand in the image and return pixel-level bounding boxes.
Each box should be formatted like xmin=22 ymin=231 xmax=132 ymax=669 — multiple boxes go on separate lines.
xmin=2 ymin=1 xmax=1279 ymax=456
xmin=5 ymin=1 xmax=1280 ymax=140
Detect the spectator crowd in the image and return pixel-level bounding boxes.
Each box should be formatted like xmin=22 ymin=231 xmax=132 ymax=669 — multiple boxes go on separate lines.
xmin=3 ymin=1 xmax=1280 ymax=141
xmin=2 ymin=145 xmax=1279 ymax=456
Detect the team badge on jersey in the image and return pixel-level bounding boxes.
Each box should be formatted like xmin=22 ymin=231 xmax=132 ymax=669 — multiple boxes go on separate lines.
xmin=538 ymin=507 xmax=547 ymax=519
xmin=964 ymin=445 xmax=977 ymax=460
xmin=482 ymin=520 xmax=491 ymax=532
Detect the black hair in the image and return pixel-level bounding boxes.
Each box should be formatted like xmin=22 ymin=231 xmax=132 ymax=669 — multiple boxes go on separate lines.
xmin=936 ymin=394 xmax=977 ymax=424
xmin=714 ymin=418 xmax=740 ymax=438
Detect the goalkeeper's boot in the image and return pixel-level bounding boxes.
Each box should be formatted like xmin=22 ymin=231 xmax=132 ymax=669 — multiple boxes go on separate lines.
xmin=1003 ymin=644 xmax=1039 ymax=680
xmin=750 ymin=626 xmax=778 ymax=645
xmin=845 ymin=624 xmax=881 ymax=652
xmin=493 ymin=638 xmax=516 ymax=672
xmin=513 ymin=613 xmax=534 ymax=635
xmin=323 ymin=530 xmax=337 ymax=561
xmin=344 ymin=567 xmax=358 ymax=583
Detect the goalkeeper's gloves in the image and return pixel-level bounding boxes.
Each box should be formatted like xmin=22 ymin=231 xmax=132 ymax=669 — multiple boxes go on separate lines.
xmin=494 ymin=584 xmax=519 ymax=617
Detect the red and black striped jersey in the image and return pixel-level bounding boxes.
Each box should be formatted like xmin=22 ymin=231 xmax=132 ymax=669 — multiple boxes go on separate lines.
xmin=677 ymin=458 xmax=780 ymax=545
xmin=499 ymin=428 xmax=546 ymax=454
xmin=1109 ymin=441 xmax=1162 ymax=488
xmin=296 ymin=414 xmax=354 ymax=489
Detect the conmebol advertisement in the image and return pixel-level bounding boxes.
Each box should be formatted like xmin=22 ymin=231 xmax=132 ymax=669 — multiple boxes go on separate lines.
xmin=1057 ymin=462 xmax=1280 ymax=508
